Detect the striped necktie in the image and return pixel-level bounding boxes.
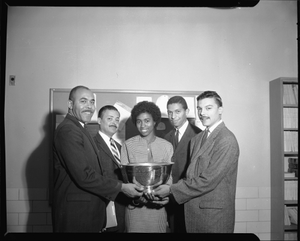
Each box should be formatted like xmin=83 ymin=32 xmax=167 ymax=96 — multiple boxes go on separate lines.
xmin=110 ymin=138 xmax=121 ymax=163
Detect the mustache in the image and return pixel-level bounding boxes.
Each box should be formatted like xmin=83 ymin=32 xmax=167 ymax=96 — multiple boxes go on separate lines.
xmin=82 ymin=109 xmax=93 ymax=113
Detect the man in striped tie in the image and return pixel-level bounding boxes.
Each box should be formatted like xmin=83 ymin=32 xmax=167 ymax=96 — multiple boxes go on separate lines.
xmin=93 ymin=105 xmax=129 ymax=232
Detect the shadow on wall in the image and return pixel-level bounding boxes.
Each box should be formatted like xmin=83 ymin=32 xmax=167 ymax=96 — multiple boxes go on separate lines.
xmin=25 ymin=111 xmax=63 ymax=232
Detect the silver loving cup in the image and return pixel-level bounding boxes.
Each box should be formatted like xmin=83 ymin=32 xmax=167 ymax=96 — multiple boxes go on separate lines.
xmin=121 ymin=162 xmax=173 ymax=193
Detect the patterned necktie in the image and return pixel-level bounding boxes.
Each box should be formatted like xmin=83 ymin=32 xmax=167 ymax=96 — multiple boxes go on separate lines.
xmin=200 ymin=128 xmax=209 ymax=148
xmin=173 ymin=129 xmax=179 ymax=149
xmin=110 ymin=138 xmax=121 ymax=163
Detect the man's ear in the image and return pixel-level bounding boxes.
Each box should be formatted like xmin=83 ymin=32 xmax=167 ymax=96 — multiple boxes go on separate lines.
xmin=68 ymin=100 xmax=73 ymax=110
xmin=218 ymin=106 xmax=223 ymax=115
xmin=185 ymin=108 xmax=190 ymax=116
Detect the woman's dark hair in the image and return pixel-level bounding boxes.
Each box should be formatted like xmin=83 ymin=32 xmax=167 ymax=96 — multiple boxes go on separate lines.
xmin=131 ymin=101 xmax=161 ymax=126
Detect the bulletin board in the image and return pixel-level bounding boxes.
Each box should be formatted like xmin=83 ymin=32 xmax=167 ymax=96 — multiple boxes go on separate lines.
xmin=49 ymin=88 xmax=205 ymax=144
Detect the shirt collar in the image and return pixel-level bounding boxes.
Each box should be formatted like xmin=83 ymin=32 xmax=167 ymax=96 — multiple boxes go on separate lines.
xmin=99 ymin=130 xmax=111 ymax=146
xmin=176 ymin=120 xmax=189 ymax=140
xmin=178 ymin=120 xmax=189 ymax=133
xmin=207 ymin=119 xmax=223 ymax=135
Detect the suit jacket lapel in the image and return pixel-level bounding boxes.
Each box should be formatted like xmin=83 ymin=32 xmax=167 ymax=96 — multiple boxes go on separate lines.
xmin=66 ymin=114 xmax=103 ymax=171
xmin=192 ymin=122 xmax=225 ymax=158
xmin=175 ymin=125 xmax=188 ymax=153
xmin=175 ymin=123 xmax=194 ymax=153
xmin=94 ymin=133 xmax=121 ymax=167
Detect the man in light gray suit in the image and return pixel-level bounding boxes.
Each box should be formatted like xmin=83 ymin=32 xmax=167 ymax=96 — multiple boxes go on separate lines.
xmin=153 ymin=91 xmax=239 ymax=233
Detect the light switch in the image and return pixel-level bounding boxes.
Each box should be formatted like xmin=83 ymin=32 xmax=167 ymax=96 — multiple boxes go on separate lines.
xmin=9 ymin=75 xmax=15 ymax=86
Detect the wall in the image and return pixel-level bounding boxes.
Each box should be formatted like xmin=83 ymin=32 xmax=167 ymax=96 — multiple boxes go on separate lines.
xmin=4 ymin=2 xmax=297 ymax=238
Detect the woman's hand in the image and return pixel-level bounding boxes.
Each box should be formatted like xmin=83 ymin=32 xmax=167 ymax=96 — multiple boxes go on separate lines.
xmin=150 ymin=196 xmax=169 ymax=206
xmin=132 ymin=195 xmax=148 ymax=206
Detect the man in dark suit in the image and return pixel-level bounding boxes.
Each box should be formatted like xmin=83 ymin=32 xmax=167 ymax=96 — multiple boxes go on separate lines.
xmin=93 ymin=105 xmax=129 ymax=232
xmin=164 ymin=96 xmax=201 ymax=233
xmin=154 ymin=91 xmax=240 ymax=233
xmin=52 ymin=86 xmax=143 ymax=233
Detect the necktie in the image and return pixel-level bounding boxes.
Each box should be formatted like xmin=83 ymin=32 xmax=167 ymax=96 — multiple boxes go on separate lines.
xmin=173 ymin=129 xmax=179 ymax=149
xmin=110 ymin=138 xmax=121 ymax=164
xmin=200 ymin=128 xmax=209 ymax=148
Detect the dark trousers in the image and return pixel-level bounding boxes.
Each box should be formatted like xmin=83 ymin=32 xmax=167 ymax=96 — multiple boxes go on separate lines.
xmin=167 ymin=202 xmax=186 ymax=233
